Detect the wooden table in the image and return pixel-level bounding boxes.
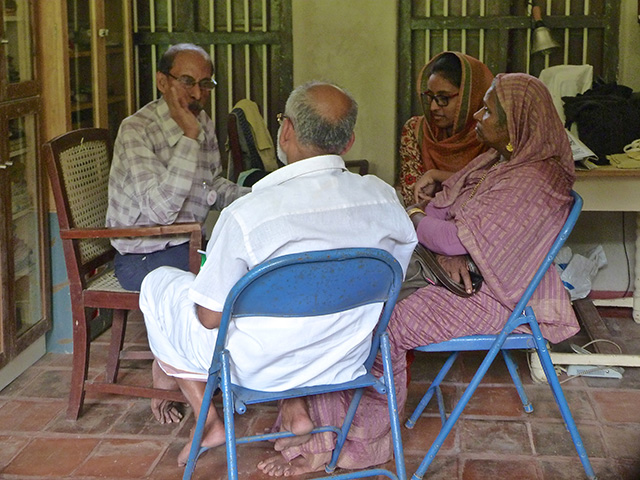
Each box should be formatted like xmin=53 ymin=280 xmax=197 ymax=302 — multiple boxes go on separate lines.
xmin=574 ymin=167 xmax=640 ymax=323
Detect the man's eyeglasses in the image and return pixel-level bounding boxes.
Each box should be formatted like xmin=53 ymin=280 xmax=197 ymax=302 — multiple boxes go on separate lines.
xmin=421 ymin=91 xmax=459 ymax=107
xmin=277 ymin=113 xmax=289 ymax=126
xmin=166 ymin=73 xmax=217 ymax=91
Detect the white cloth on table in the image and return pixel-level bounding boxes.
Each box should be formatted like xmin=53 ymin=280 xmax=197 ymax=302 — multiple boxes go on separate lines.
xmin=140 ymin=154 xmax=417 ymax=391
xmin=539 ymin=64 xmax=593 ymax=125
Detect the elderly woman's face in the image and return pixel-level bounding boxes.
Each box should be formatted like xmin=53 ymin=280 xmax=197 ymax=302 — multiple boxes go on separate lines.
xmin=473 ymin=85 xmax=510 ymax=152
xmin=424 ymin=73 xmax=460 ymax=131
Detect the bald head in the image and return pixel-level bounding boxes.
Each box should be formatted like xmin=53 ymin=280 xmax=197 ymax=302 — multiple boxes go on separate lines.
xmin=284 ymin=81 xmax=358 ymax=155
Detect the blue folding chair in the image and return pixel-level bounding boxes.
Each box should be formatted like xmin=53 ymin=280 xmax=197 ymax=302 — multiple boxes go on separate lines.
xmin=405 ymin=191 xmax=597 ymax=480
xmin=183 ymin=248 xmax=407 ymax=480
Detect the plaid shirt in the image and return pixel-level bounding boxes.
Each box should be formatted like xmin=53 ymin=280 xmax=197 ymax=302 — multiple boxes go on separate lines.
xmin=106 ymin=98 xmax=249 ymax=254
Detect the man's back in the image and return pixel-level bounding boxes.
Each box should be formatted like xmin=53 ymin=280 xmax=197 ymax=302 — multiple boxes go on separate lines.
xmin=190 ymin=154 xmax=416 ymax=390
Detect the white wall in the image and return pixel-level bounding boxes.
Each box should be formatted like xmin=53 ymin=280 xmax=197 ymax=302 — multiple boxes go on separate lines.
xmin=618 ymin=0 xmax=640 ymax=91
xmin=292 ymin=0 xmax=398 ymax=184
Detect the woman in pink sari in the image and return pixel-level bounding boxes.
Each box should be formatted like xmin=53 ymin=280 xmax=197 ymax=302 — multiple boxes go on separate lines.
xmin=258 ymin=73 xmax=581 ymax=477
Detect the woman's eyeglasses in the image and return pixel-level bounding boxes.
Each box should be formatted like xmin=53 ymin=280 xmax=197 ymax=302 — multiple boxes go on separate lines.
xmin=421 ymin=91 xmax=459 ymax=107
xmin=166 ymin=73 xmax=217 ymax=91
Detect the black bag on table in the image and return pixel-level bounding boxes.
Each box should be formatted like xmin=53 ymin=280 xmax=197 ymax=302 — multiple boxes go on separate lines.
xmin=562 ymin=80 xmax=640 ymax=163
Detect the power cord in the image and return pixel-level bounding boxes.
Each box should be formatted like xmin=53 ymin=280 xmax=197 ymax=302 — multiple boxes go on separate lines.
xmin=620 ymin=212 xmax=632 ymax=299
xmin=527 ymin=338 xmax=624 ymax=384
xmin=559 ymin=338 xmax=624 ymax=384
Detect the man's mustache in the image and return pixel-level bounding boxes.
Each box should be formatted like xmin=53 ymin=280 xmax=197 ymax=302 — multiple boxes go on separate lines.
xmin=188 ymin=101 xmax=204 ymax=114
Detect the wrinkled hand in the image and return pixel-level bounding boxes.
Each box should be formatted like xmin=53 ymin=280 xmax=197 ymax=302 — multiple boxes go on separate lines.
xmin=164 ymin=84 xmax=200 ymax=139
xmin=413 ymin=171 xmax=439 ymax=204
xmin=436 ymin=254 xmax=473 ymax=294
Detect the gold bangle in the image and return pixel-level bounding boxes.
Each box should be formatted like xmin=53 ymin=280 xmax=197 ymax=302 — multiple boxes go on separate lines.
xmin=406 ymin=207 xmax=425 ymax=218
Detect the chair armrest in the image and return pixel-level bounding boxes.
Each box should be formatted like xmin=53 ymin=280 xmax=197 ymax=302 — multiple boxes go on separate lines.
xmin=59 ymin=222 xmax=202 ymax=240
xmin=60 ymin=222 xmax=203 ymax=274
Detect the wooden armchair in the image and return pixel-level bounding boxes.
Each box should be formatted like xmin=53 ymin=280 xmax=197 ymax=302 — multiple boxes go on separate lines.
xmin=42 ymin=128 xmax=201 ymax=420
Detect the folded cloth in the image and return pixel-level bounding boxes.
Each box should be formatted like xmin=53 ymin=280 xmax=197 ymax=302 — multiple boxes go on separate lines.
xmin=607 ymin=153 xmax=640 ymax=169
xmin=539 ymin=64 xmax=593 ymax=123
xmin=623 ymin=138 xmax=640 ymax=159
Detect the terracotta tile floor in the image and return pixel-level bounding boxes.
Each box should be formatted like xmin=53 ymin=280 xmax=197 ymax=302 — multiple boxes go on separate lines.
xmin=1 ymin=308 xmax=639 ymax=479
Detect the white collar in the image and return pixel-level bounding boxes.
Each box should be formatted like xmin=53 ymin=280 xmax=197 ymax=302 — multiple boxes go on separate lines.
xmin=252 ymin=155 xmax=347 ymax=191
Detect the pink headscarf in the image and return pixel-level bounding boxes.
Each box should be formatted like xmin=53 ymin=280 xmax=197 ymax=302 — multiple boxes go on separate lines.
xmin=435 ymin=73 xmax=574 ymax=208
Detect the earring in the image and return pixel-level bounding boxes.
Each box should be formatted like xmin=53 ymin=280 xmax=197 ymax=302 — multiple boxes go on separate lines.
xmin=505 ymin=142 xmax=514 ymax=153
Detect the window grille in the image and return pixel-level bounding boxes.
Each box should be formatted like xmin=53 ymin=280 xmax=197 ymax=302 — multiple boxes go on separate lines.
xmin=397 ymin=0 xmax=621 ymax=176
xmin=131 ymin=0 xmax=292 ymax=146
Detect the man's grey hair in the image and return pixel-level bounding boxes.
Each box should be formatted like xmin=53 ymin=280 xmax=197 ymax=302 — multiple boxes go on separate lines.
xmin=158 ymin=43 xmax=213 ymax=75
xmin=284 ymin=81 xmax=358 ymax=154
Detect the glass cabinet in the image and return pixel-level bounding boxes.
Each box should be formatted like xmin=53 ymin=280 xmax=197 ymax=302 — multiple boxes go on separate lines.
xmin=0 ymin=0 xmax=49 ymax=373
xmin=67 ymin=0 xmax=133 ymax=137
xmin=1 ymin=0 xmax=37 ymax=99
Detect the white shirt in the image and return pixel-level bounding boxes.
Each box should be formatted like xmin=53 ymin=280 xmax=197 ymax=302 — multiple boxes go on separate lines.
xmin=142 ymin=155 xmax=417 ymax=391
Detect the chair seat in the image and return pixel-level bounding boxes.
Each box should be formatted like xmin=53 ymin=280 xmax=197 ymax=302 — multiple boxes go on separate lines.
xmin=413 ymin=333 xmax=536 ymax=352
xmin=86 ymin=267 xmax=137 ymax=293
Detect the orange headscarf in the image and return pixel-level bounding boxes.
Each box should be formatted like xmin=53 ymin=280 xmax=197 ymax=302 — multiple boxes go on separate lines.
xmin=416 ymin=52 xmax=494 ymax=172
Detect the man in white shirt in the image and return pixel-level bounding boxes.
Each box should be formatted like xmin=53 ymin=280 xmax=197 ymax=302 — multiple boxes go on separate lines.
xmin=139 ymin=81 xmax=417 ymax=467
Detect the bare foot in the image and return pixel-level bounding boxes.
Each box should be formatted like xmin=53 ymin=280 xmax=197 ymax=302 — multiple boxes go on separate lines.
xmin=177 ymin=412 xmax=226 ymax=467
xmin=151 ymin=360 xmax=184 ymax=424
xmin=257 ymin=455 xmax=325 ymax=477
xmin=274 ymin=398 xmax=314 ymax=451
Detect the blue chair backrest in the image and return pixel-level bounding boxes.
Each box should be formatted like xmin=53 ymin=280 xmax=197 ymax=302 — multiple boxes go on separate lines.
xmin=212 ymin=248 xmax=404 ymax=372
xmin=512 ymin=190 xmax=583 ymax=317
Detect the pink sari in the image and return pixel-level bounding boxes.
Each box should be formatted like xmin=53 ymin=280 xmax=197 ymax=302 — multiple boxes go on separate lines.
xmin=277 ymin=73 xmax=580 ymax=469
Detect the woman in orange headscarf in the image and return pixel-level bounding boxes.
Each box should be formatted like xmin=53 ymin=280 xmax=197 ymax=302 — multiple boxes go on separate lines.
xmin=398 ymin=51 xmax=494 ymax=205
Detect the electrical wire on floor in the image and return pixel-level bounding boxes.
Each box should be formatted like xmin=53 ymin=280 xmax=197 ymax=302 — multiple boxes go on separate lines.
xmin=559 ymin=339 xmax=623 ymax=384
xmin=526 ymin=338 xmax=624 ymax=384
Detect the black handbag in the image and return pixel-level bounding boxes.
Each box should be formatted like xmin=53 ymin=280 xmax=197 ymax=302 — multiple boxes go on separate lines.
xmin=563 ymin=80 xmax=640 ymax=161
xmin=399 ymin=243 xmax=483 ymax=301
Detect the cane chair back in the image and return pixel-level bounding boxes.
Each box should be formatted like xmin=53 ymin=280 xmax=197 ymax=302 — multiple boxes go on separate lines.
xmin=56 ymin=134 xmax=112 ymax=267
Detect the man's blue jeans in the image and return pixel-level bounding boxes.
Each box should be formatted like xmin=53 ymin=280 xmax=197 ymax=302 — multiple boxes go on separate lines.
xmin=113 ymin=242 xmax=191 ymax=291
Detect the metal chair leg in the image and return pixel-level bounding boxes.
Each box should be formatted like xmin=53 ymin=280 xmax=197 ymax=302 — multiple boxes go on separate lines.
xmin=412 ymin=333 xmax=509 ymax=479
xmin=529 ymin=319 xmax=597 ymax=480
xmin=501 ymin=350 xmax=533 ymax=413
xmin=380 ymin=334 xmax=407 ymax=480
xmin=405 ymin=352 xmax=459 ymax=429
